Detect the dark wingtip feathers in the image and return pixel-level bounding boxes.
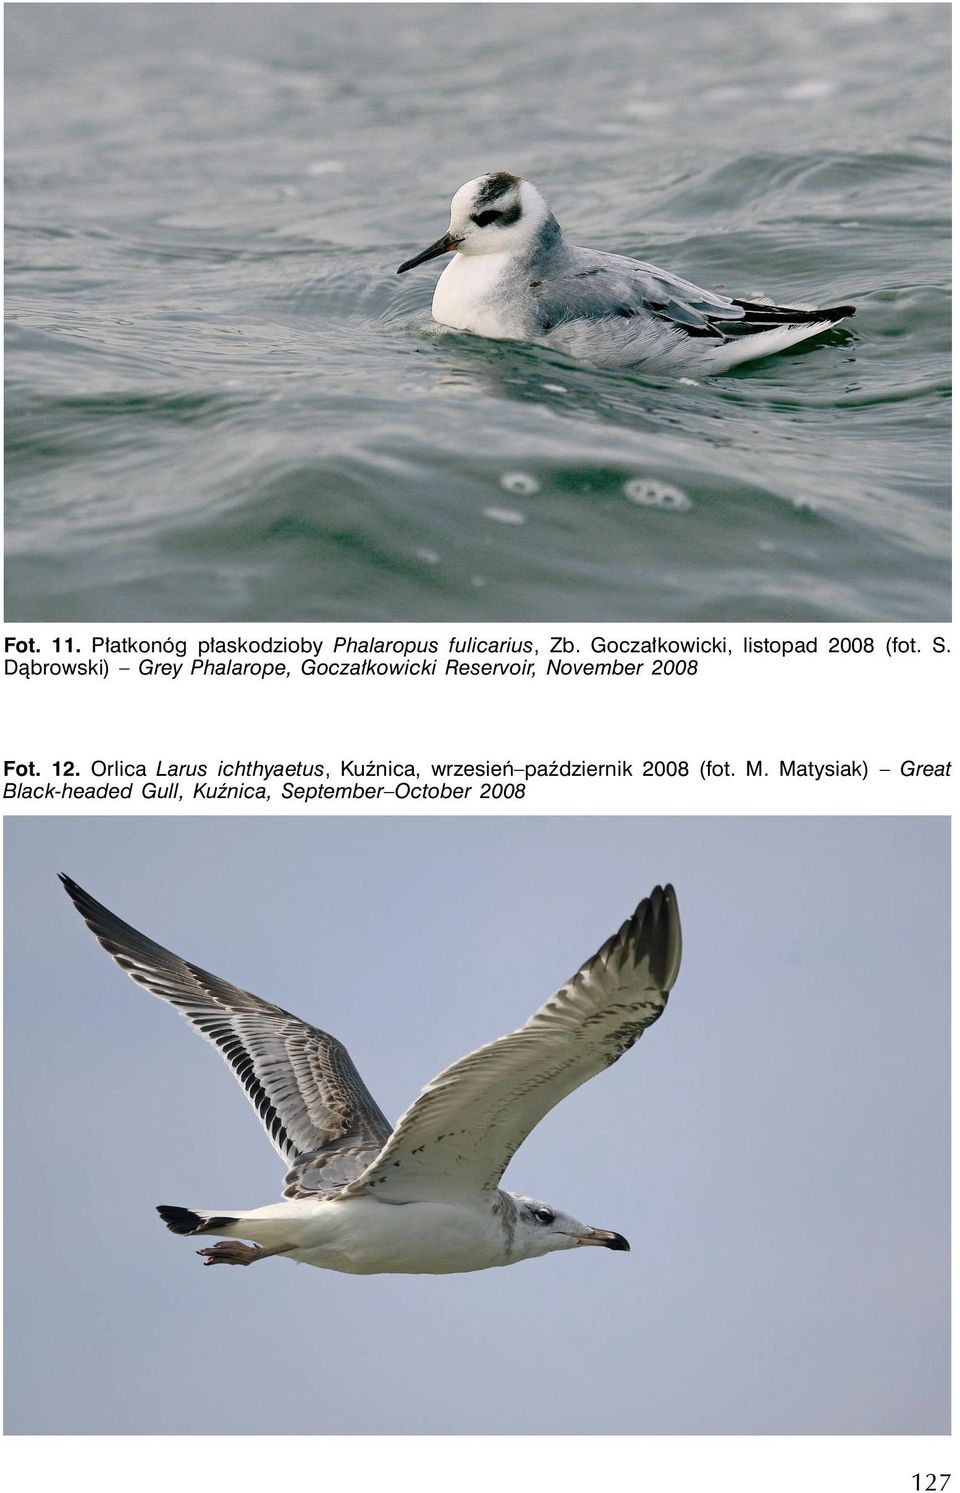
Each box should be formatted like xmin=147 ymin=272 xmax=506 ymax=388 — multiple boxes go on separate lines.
xmin=733 ymin=298 xmax=856 ymax=326
xmin=599 ymin=884 xmax=681 ymax=992
xmin=59 ymin=872 xmax=103 ymax=925
xmin=58 ymin=873 xmax=147 ymax=968
xmin=629 ymin=883 xmax=682 ymax=991
xmin=656 ymin=883 xmax=682 ymax=992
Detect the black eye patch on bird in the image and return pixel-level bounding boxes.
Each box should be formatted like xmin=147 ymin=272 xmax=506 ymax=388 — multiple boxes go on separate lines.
xmin=471 ymin=202 xmax=522 ymax=228
xmin=534 ymin=1208 xmax=556 ymax=1225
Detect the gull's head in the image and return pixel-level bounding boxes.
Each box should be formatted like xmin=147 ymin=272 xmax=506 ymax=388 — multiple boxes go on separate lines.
xmin=396 ymin=172 xmax=556 ymax=274
xmin=509 ymin=1195 xmax=630 ymax=1260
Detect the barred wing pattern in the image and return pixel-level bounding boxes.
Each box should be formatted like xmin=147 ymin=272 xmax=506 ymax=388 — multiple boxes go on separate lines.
xmin=60 ymin=875 xmax=392 ymax=1198
xmin=341 ymin=885 xmax=681 ymax=1202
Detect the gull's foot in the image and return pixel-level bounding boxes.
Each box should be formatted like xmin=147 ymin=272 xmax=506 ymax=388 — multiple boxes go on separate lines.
xmin=197 ymin=1240 xmax=261 ymax=1267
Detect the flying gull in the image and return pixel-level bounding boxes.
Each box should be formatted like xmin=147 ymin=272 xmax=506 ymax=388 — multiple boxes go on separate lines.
xmin=60 ymin=874 xmax=681 ymax=1276
xmin=398 ymin=172 xmax=855 ymax=372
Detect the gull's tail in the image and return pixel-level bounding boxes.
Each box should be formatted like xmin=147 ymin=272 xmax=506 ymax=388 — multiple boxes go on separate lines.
xmin=157 ymin=1205 xmax=239 ymax=1237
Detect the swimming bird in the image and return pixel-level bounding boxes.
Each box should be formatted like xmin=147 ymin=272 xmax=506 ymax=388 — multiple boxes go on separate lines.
xmin=60 ymin=874 xmax=681 ymax=1276
xmin=397 ymin=172 xmax=855 ymax=372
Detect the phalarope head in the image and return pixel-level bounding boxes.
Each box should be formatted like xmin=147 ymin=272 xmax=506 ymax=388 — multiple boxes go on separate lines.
xmin=397 ymin=171 xmax=554 ymax=273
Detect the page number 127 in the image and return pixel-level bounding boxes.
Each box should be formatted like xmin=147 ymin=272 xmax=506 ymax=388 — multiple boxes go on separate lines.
xmin=912 ymin=1478 xmax=951 ymax=1491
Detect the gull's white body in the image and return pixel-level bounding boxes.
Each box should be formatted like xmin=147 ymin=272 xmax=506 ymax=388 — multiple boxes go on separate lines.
xmin=184 ymin=1194 xmax=549 ymax=1275
xmin=398 ymin=173 xmax=856 ymax=373
xmin=61 ymin=875 xmax=681 ymax=1277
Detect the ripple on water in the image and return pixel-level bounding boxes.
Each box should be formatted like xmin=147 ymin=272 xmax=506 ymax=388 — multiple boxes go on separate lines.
xmin=483 ymin=507 xmax=527 ymax=527
xmin=2 ymin=1 xmax=950 ymax=623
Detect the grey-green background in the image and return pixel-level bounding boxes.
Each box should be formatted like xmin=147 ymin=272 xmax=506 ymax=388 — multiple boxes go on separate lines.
xmin=4 ymin=816 xmax=950 ymax=1434
xmin=4 ymin=3 xmax=950 ymax=622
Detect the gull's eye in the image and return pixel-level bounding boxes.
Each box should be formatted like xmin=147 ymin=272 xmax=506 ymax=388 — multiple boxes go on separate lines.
xmin=472 ymin=208 xmax=504 ymax=227
xmin=534 ymin=1208 xmax=555 ymax=1225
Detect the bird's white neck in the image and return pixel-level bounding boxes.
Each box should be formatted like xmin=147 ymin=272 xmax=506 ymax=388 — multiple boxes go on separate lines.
xmin=432 ymin=250 xmax=526 ymax=337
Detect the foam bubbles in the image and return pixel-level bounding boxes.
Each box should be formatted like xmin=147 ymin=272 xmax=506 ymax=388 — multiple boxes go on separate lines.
xmin=500 ymin=471 xmax=540 ymax=496
xmin=624 ymin=478 xmax=692 ymax=513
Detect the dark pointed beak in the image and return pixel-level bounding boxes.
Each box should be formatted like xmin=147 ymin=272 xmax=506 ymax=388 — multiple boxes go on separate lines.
xmin=579 ymin=1228 xmax=630 ymax=1251
xmin=397 ymin=231 xmax=462 ymax=274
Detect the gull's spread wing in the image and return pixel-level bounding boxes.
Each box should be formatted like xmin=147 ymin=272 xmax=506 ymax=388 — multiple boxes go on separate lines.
xmin=342 ymin=885 xmax=681 ymax=1201
xmin=60 ymin=875 xmax=392 ymax=1198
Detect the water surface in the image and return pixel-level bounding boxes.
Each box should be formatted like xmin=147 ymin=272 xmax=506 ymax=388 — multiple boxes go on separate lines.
xmin=5 ymin=3 xmax=951 ymax=621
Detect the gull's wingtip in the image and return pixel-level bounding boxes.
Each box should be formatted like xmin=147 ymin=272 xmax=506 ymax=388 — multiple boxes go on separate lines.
xmin=59 ymin=876 xmax=119 ymax=936
xmin=610 ymin=883 xmax=681 ymax=991
xmin=59 ymin=872 xmax=94 ymax=909
xmin=651 ymin=882 xmax=682 ymax=992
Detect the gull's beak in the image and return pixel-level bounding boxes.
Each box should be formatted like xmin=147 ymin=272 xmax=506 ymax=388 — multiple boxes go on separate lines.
xmin=579 ymin=1228 xmax=630 ymax=1252
xmin=397 ymin=231 xmax=462 ymax=274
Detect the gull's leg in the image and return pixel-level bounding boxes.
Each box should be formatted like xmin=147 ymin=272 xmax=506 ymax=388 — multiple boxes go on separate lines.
xmin=196 ymin=1241 xmax=294 ymax=1268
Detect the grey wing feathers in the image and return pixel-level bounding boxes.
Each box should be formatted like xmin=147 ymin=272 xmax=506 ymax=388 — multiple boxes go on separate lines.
xmin=59 ymin=875 xmax=392 ymax=1197
xmin=341 ymin=884 xmax=681 ymax=1200
xmin=534 ymin=250 xmax=743 ymax=335
xmin=535 ymin=249 xmax=853 ymax=339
